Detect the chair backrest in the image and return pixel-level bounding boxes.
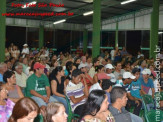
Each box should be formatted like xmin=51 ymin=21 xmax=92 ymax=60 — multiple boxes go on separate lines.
xmin=155 ymin=92 xmax=163 ymax=101
xmin=65 ymin=96 xmax=73 ymax=115
xmin=146 ymin=110 xmax=163 ymax=122
xmin=142 ymin=94 xmax=154 ymax=104
xmin=142 ymin=94 xmax=154 ymax=114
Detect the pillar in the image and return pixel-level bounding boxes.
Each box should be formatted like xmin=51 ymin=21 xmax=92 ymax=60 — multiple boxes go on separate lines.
xmin=92 ymin=0 xmax=101 ymax=58
xmin=39 ymin=26 xmax=44 ymax=49
xmin=150 ymin=0 xmax=160 ymax=58
xmin=0 ymin=0 xmax=6 ymax=62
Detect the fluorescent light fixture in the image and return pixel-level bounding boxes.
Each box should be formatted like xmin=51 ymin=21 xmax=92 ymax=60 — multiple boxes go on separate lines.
xmin=53 ymin=19 xmax=66 ymax=25
xmin=158 ymin=32 xmax=163 ymax=34
xmin=22 ymin=1 xmax=37 ymax=8
xmin=121 ymin=0 xmax=136 ymax=5
xmin=83 ymin=11 xmax=93 ymax=16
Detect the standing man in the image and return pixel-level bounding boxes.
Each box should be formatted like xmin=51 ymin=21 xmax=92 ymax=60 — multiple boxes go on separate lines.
xmin=21 ymin=44 xmax=29 ymax=58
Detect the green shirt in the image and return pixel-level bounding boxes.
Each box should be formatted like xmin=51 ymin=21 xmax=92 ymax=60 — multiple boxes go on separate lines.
xmin=26 ymin=73 xmax=50 ymax=97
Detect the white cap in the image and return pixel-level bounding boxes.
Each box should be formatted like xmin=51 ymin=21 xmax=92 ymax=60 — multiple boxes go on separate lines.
xmin=123 ymin=72 xmax=136 ymax=79
xmin=23 ymin=44 xmax=28 ymax=46
xmin=105 ymin=64 xmax=114 ymax=69
xmin=142 ymin=69 xmax=151 ymax=75
xmin=78 ymin=64 xmax=87 ymax=69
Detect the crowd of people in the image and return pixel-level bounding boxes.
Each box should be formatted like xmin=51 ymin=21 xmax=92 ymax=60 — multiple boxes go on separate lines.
xmin=0 ymin=43 xmax=163 ymax=122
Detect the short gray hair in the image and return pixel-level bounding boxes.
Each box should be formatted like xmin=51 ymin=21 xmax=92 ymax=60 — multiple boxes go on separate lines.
xmin=15 ymin=62 xmax=23 ymax=69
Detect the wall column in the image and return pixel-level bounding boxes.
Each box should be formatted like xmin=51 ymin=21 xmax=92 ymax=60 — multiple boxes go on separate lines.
xmin=92 ymin=0 xmax=101 ymax=58
xmin=39 ymin=26 xmax=44 ymax=49
xmin=150 ymin=0 xmax=160 ymax=58
xmin=0 ymin=0 xmax=6 ymax=62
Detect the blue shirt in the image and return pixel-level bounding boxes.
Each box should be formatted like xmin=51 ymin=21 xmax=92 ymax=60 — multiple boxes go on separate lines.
xmin=0 ymin=73 xmax=4 ymax=82
xmin=130 ymin=80 xmax=142 ymax=99
xmin=139 ymin=77 xmax=154 ymax=94
xmin=105 ymin=92 xmax=111 ymax=103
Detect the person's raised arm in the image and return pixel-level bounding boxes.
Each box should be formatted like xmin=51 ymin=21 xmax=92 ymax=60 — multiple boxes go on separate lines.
xmin=81 ymin=75 xmax=89 ymax=97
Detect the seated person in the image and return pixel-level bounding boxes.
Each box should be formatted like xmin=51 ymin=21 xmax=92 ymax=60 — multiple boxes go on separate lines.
xmin=88 ymin=58 xmax=99 ymax=78
xmin=26 ymin=62 xmax=57 ymax=108
xmin=65 ymin=69 xmax=88 ymax=115
xmin=139 ymin=69 xmax=155 ymax=98
xmin=113 ymin=62 xmax=125 ymax=81
xmin=80 ymin=90 xmax=115 ymax=122
xmin=109 ymin=87 xmax=143 ymax=122
xmin=14 ymin=62 xmax=27 ymax=93
xmin=93 ymin=65 xmax=110 ymax=84
xmin=3 ymin=70 xmax=24 ymax=103
xmin=126 ymin=68 xmax=142 ymax=116
xmin=101 ymin=79 xmax=115 ymax=103
xmin=78 ymin=64 xmax=93 ymax=89
xmin=49 ymin=66 xmax=68 ymax=114
xmin=0 ymin=82 xmax=15 ymax=121
xmin=105 ymin=64 xmax=116 ymax=83
xmin=45 ymin=102 xmax=67 ymax=122
xmin=9 ymin=97 xmax=39 ymax=121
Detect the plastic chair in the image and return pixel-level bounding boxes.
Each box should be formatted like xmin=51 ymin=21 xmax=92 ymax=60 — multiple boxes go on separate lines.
xmin=142 ymin=94 xmax=154 ymax=114
xmin=65 ymin=96 xmax=80 ymax=122
xmin=155 ymin=92 xmax=163 ymax=101
xmin=146 ymin=109 xmax=163 ymax=122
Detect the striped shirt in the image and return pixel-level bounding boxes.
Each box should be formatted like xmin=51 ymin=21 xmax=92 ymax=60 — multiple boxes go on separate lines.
xmin=66 ymin=81 xmax=86 ymax=111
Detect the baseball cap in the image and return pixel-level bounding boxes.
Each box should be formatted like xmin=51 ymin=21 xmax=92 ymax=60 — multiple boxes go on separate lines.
xmin=105 ymin=64 xmax=114 ymax=69
xmin=123 ymin=72 xmax=136 ymax=79
xmin=23 ymin=44 xmax=28 ymax=46
xmin=142 ymin=69 xmax=151 ymax=75
xmin=78 ymin=64 xmax=87 ymax=69
xmin=34 ymin=62 xmax=45 ymax=70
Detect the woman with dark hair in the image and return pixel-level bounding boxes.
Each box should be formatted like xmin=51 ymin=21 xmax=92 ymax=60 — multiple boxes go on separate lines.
xmin=8 ymin=97 xmax=39 ymax=122
xmin=93 ymin=65 xmax=110 ymax=84
xmin=45 ymin=102 xmax=67 ymax=122
xmin=0 ymin=82 xmax=15 ymax=121
xmin=3 ymin=70 xmax=24 ymax=103
xmin=49 ymin=59 xmax=58 ymax=74
xmin=80 ymin=90 xmax=115 ymax=122
xmin=74 ymin=57 xmax=81 ymax=69
xmin=50 ymin=66 xmax=68 ymax=113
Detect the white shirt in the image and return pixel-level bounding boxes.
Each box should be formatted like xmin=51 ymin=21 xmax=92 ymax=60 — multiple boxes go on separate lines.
xmin=14 ymin=71 xmax=27 ymax=88
xmin=89 ymin=82 xmax=102 ymax=93
xmin=22 ymin=48 xmax=29 ymax=58
xmin=107 ymin=73 xmax=116 ymax=83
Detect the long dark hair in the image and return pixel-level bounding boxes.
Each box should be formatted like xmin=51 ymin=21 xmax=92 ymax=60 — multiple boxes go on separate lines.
xmin=3 ymin=70 xmax=15 ymax=83
xmin=80 ymin=90 xmax=106 ymax=120
xmin=95 ymin=65 xmax=104 ymax=72
xmin=8 ymin=97 xmax=39 ymax=122
xmin=49 ymin=66 xmax=63 ymax=81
